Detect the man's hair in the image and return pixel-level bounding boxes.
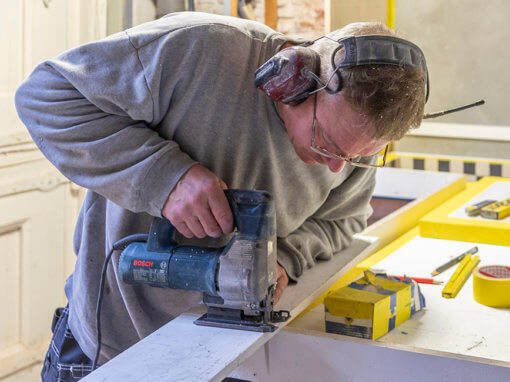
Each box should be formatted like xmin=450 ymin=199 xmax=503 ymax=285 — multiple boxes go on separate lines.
xmin=311 ymin=22 xmax=426 ymax=141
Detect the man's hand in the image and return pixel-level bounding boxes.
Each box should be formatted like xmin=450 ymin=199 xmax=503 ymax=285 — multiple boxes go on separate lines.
xmin=273 ymin=264 xmax=289 ymax=304
xmin=162 ymin=164 xmax=234 ymax=238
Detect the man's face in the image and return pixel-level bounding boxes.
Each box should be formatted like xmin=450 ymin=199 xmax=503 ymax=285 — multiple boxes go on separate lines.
xmin=280 ymin=92 xmax=388 ymax=173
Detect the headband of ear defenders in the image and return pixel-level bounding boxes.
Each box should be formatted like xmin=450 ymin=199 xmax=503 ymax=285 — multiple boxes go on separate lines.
xmin=331 ymin=35 xmax=430 ymax=101
xmin=254 ymin=34 xmax=429 ymax=104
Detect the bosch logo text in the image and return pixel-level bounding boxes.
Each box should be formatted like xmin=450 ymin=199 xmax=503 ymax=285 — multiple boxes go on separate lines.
xmin=133 ymin=260 xmax=154 ymax=267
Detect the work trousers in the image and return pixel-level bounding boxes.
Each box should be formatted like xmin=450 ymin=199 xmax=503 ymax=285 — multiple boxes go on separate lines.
xmin=41 ymin=306 xmax=95 ymax=381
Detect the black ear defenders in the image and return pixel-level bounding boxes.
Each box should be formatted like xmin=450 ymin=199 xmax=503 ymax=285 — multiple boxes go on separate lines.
xmin=254 ymin=35 xmax=429 ymax=104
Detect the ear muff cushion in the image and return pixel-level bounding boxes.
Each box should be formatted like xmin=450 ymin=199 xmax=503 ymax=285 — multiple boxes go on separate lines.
xmin=254 ymin=46 xmax=320 ymax=103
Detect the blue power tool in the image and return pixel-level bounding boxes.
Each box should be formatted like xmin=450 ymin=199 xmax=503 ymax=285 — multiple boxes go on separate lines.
xmin=117 ymin=189 xmax=290 ymax=332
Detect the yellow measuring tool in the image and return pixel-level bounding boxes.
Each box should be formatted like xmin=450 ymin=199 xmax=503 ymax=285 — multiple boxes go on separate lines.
xmin=442 ymin=254 xmax=480 ymax=298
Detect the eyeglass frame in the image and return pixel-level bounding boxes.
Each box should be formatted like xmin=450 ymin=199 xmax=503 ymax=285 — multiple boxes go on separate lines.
xmin=310 ymin=93 xmax=389 ymax=168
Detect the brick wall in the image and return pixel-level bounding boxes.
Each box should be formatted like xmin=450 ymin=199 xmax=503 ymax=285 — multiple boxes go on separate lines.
xmin=277 ymin=0 xmax=324 ymax=39
xmin=193 ymin=0 xmax=324 ymax=39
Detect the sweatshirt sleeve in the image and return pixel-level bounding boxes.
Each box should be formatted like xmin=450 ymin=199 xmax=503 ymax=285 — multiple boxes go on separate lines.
xmin=277 ymin=165 xmax=376 ymax=281
xmin=14 ymin=31 xmax=197 ymax=217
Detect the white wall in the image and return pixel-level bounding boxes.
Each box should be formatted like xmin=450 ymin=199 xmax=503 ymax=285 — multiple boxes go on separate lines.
xmin=395 ymin=0 xmax=510 ymax=127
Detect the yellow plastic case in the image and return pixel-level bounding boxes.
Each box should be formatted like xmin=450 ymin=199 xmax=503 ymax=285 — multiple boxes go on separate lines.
xmin=324 ymin=271 xmax=418 ymax=340
xmin=480 ymin=198 xmax=510 ymax=220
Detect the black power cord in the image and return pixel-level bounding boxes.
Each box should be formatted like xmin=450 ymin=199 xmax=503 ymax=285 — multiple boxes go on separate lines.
xmin=91 ymin=233 xmax=148 ymax=370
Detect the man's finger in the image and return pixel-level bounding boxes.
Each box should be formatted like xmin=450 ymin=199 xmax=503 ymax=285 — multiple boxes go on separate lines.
xmin=185 ymin=216 xmax=207 ymax=238
xmin=208 ymin=189 xmax=234 ymax=234
xmin=196 ymin=206 xmax=223 ymax=238
xmin=273 ymin=264 xmax=289 ymax=304
xmin=173 ymin=221 xmax=194 ymax=239
xmin=273 ymin=283 xmax=284 ymax=304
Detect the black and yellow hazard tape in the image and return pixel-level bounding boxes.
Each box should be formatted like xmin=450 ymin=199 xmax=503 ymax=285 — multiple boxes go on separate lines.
xmin=387 ymin=153 xmax=510 ymax=181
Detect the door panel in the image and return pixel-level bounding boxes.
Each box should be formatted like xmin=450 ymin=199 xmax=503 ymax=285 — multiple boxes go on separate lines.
xmin=0 ymin=1 xmax=106 ymax=380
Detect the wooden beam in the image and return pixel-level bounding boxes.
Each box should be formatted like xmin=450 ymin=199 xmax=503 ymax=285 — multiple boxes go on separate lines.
xmin=230 ymin=0 xmax=238 ymax=17
xmin=265 ymin=0 xmax=277 ymax=30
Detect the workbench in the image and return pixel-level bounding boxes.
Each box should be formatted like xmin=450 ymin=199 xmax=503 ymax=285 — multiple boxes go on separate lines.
xmin=83 ymin=169 xmax=510 ymax=381
xmin=234 ymin=233 xmax=510 ymax=381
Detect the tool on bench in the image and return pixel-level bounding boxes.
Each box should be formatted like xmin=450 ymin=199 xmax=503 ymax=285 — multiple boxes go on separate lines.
xmin=480 ymin=197 xmax=510 ymax=220
xmin=118 ymin=189 xmax=290 ymax=332
xmin=465 ymin=200 xmax=497 ymax=217
xmin=441 ymin=253 xmax=480 ymax=299
xmin=431 ymin=246 xmax=478 ymax=276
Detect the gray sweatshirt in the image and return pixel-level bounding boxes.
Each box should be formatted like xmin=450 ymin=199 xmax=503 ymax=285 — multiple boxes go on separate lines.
xmin=15 ymin=12 xmax=375 ymax=363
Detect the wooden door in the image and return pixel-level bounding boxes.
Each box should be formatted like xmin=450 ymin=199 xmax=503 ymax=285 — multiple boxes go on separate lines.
xmin=0 ymin=1 xmax=106 ymax=380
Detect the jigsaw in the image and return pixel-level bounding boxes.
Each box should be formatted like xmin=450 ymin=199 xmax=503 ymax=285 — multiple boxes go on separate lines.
xmin=117 ymin=189 xmax=290 ymax=332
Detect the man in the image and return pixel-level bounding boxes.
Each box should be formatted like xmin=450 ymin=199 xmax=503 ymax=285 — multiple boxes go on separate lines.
xmin=15 ymin=11 xmax=425 ymax=381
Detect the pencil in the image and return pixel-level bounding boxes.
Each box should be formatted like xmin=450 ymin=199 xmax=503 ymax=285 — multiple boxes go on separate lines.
xmin=388 ymin=275 xmax=443 ymax=285
xmin=431 ymin=246 xmax=478 ymax=276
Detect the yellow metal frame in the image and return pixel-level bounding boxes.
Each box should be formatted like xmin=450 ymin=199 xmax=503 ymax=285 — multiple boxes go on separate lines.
xmin=294 ymin=173 xmax=466 ymax=320
xmin=300 ymin=227 xmax=419 ymax=323
xmin=419 ymin=177 xmax=510 ymax=246
xmin=334 ymin=226 xmax=420 ymax=292
xmin=364 ymin=176 xmax=466 ymax=252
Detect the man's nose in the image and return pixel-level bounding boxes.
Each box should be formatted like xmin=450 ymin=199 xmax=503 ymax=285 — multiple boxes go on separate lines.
xmin=327 ymin=159 xmax=345 ymax=173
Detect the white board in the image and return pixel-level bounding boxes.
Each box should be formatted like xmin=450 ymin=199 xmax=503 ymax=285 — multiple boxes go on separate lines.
xmin=374 ymin=235 xmax=510 ymax=362
xmin=82 ymin=235 xmax=378 ymax=382
xmin=374 ymin=167 xmax=462 ymax=200
xmin=291 ymin=235 xmax=510 ymax=364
